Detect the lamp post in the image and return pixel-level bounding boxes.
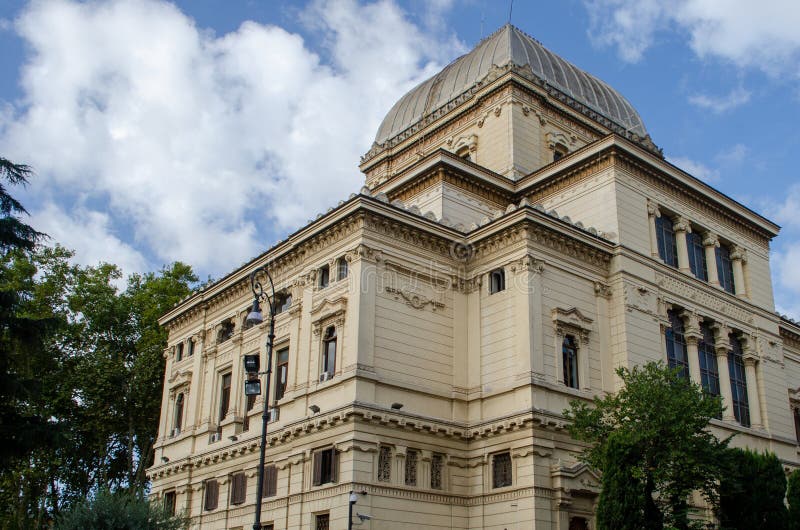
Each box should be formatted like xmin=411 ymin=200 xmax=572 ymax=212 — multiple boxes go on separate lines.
xmin=348 ymin=491 xmax=358 ymax=530
xmin=246 ymin=265 xmax=276 ymax=530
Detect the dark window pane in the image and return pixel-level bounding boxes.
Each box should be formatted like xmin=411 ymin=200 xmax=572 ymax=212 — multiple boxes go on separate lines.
xmin=275 ymin=347 xmax=289 ymax=400
xmin=337 ymin=258 xmax=348 ymax=281
xmin=698 ymin=323 xmax=720 ymax=399
xmin=489 ymin=269 xmax=505 ymax=294
xmin=562 ymin=335 xmax=579 ymax=388
xmin=313 ymin=448 xmax=337 ymax=486
xmin=319 ymin=265 xmax=330 ymax=288
xmin=431 ymin=453 xmax=443 ymax=490
xmin=174 ymin=393 xmax=184 ymax=433
xmin=163 ymin=491 xmax=176 ymax=516
xmin=665 ymin=310 xmax=690 ymax=379
xmin=686 ymin=232 xmax=708 ymax=281
xmin=655 ymin=216 xmax=678 ymax=267
xmin=316 ymin=514 xmax=330 ymax=530
xmin=219 ymin=373 xmax=232 ymax=423
xmin=728 ymin=335 xmax=750 ymax=427
xmin=716 ymin=246 xmax=736 ymax=294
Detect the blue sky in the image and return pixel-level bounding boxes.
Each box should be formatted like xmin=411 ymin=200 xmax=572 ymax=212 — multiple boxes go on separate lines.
xmin=0 ymin=0 xmax=799 ymax=318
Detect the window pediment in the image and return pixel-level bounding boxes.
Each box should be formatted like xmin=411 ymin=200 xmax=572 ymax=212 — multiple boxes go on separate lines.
xmin=311 ymin=296 xmax=347 ymax=335
xmin=550 ymin=462 xmax=600 ymax=494
xmin=552 ymin=307 xmax=593 ymax=341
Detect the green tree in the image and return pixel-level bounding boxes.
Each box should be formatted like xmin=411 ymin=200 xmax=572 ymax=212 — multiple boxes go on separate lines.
xmin=788 ymin=469 xmax=800 ymax=530
xmin=717 ymin=449 xmax=790 ymax=530
xmin=55 ymin=489 xmax=188 ymax=530
xmin=564 ymin=361 xmax=728 ymax=530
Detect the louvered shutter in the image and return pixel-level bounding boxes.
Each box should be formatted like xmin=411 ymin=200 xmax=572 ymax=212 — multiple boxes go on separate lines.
xmin=312 ymin=451 xmax=322 ymax=486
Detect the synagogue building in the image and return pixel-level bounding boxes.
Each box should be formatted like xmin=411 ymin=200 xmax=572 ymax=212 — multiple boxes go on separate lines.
xmin=148 ymin=25 xmax=800 ymax=529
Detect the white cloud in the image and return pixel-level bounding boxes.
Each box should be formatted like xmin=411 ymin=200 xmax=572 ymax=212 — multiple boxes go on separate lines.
xmin=714 ymin=143 xmax=748 ymax=166
xmin=668 ymin=156 xmax=720 ymax=183
xmin=0 ymin=0 xmax=462 ymax=277
xmin=585 ymin=0 xmax=800 ymax=78
xmin=688 ymin=87 xmax=751 ymax=113
xmin=773 ymin=242 xmax=800 ymax=320
xmin=33 ymin=202 xmax=148 ymax=277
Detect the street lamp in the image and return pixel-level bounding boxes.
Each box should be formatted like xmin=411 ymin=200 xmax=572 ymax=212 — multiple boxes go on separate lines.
xmin=246 ymin=265 xmax=276 ymax=530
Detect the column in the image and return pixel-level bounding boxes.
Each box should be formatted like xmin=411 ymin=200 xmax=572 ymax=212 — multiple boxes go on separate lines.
xmin=647 ymin=200 xmax=661 ymax=258
xmin=680 ymin=310 xmax=702 ymax=384
xmin=703 ymin=233 xmax=720 ymax=287
xmin=742 ymin=339 xmax=762 ymax=428
xmin=730 ymin=245 xmax=748 ymax=298
xmin=673 ymin=217 xmax=692 ymax=273
xmin=711 ymin=324 xmax=735 ymax=421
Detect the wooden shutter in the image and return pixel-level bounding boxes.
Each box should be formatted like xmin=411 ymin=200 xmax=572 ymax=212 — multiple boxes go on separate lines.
xmin=204 ymin=479 xmax=218 ymax=510
xmin=231 ymin=473 xmax=246 ymax=505
xmin=331 ymin=450 xmax=339 ymax=483
xmin=263 ymin=465 xmax=277 ymax=497
xmin=312 ymin=451 xmax=322 ymax=486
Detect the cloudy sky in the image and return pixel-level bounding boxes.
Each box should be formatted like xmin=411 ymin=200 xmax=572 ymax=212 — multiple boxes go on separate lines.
xmin=0 ymin=0 xmax=799 ymax=318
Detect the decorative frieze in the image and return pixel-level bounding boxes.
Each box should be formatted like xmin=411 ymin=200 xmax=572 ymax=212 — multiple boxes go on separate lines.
xmin=655 ymin=272 xmax=754 ymax=324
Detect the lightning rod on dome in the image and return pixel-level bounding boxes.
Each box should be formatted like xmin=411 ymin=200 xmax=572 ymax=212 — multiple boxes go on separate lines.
xmin=508 ymin=0 xmax=513 ymax=24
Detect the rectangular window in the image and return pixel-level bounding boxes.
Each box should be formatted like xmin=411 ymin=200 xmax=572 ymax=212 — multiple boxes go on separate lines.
xmin=431 ymin=453 xmax=444 ymax=490
xmin=405 ymin=449 xmax=418 ymax=486
xmin=262 ymin=464 xmax=278 ymax=497
xmin=377 ymin=446 xmax=391 ymax=482
xmin=655 ymin=215 xmax=678 ymax=267
xmin=698 ymin=323 xmax=720 ymax=397
xmin=315 ymin=513 xmax=330 ymax=530
xmin=665 ymin=310 xmax=690 ymax=379
xmin=163 ymin=491 xmax=176 ymax=516
xmin=275 ymin=347 xmax=289 ymax=401
xmin=218 ymin=372 xmax=232 ymax=425
xmin=217 ymin=321 xmax=234 ymax=343
xmin=686 ymin=232 xmax=708 ymax=281
xmin=794 ymin=408 xmax=800 ymax=444
xmin=187 ymin=338 xmax=195 ymax=356
xmin=716 ymin=245 xmax=736 ymax=294
xmin=312 ymin=448 xmax=338 ymax=486
xmin=562 ymin=335 xmax=579 ymax=388
xmin=728 ymin=335 xmax=750 ymax=427
xmin=230 ymin=472 xmax=247 ymax=505
xmin=176 ymin=343 xmax=184 ymax=362
xmin=274 ymin=291 xmax=292 ymax=314
xmin=492 ymin=452 xmax=512 ymax=488
xmin=204 ymin=479 xmax=219 ymax=511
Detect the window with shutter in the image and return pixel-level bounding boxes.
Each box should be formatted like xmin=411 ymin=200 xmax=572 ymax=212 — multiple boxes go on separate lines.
xmin=492 ymin=452 xmax=512 ymax=488
xmin=312 ymin=448 xmax=337 ymax=486
xmin=405 ymin=449 xmax=418 ymax=486
xmin=262 ymin=465 xmax=278 ymax=497
xmin=163 ymin=491 xmax=176 ymax=515
xmin=377 ymin=446 xmax=391 ymax=482
xmin=230 ymin=472 xmax=246 ymax=505
xmin=431 ymin=453 xmax=444 ymax=490
xmin=315 ymin=513 xmax=330 ymax=530
xmin=204 ymin=479 xmax=219 ymax=511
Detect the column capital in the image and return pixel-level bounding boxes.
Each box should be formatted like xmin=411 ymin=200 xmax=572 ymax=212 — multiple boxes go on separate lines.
xmin=702 ymin=232 xmax=719 ymax=248
xmin=730 ymin=245 xmax=748 ymax=263
xmin=673 ymin=216 xmax=692 ymax=233
xmin=647 ymin=200 xmax=661 ymax=218
xmin=742 ymin=352 xmax=759 ymax=367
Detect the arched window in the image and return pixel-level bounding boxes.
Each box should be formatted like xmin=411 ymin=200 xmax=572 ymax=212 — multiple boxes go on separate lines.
xmin=274 ymin=291 xmax=292 ymax=315
xmin=489 ymin=268 xmax=505 ymax=294
xmin=562 ymin=335 xmax=579 ymax=388
xmin=321 ymin=327 xmax=337 ymax=378
xmin=217 ymin=321 xmax=234 ymax=343
xmin=319 ymin=264 xmax=330 ymax=289
xmin=173 ymin=393 xmax=184 ymax=435
xmin=336 ymin=257 xmax=348 ymax=281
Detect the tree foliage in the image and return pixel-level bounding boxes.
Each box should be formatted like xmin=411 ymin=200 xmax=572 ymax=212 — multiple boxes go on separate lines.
xmin=564 ymin=361 xmax=729 ymax=529
xmin=788 ymin=469 xmax=800 ymax=530
xmin=717 ymin=448 xmax=789 ymax=530
xmin=0 ymin=156 xmax=199 ymax=527
xmin=55 ymin=489 xmax=188 ymax=530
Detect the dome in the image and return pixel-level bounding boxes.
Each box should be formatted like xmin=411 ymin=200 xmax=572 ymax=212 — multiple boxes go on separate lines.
xmin=374 ymin=25 xmax=648 ymax=146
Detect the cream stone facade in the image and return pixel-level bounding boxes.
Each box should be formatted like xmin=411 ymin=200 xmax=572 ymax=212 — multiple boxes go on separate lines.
xmin=147 ymin=25 xmax=800 ymax=529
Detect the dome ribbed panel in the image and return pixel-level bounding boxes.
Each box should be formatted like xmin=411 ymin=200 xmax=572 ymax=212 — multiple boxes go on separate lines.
xmin=374 ymin=25 xmax=648 ymax=144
